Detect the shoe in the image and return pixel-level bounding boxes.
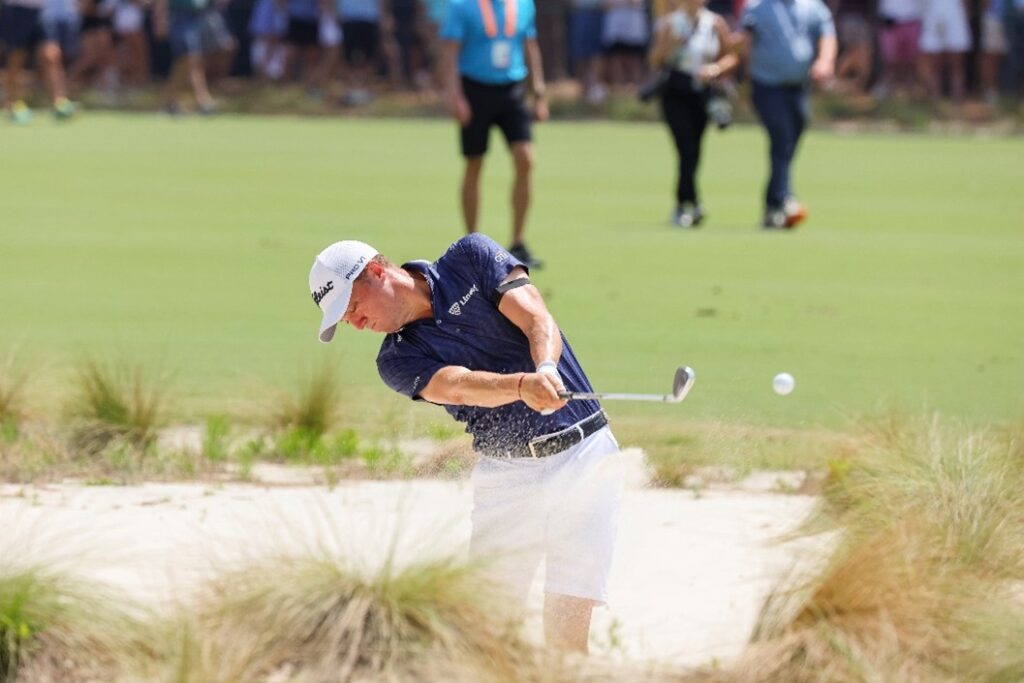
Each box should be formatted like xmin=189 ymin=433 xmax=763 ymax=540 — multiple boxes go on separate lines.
xmin=671 ymin=204 xmax=705 ymax=228
xmin=509 ymin=242 xmax=544 ymax=269
xmin=783 ymin=198 xmax=808 ymax=228
xmin=197 ymin=101 xmax=218 ymax=116
xmin=163 ymin=102 xmax=184 ymax=116
xmin=9 ymin=101 xmax=32 ymax=125
xmin=762 ymin=208 xmax=787 ymax=229
xmin=52 ymin=97 xmax=77 ymax=120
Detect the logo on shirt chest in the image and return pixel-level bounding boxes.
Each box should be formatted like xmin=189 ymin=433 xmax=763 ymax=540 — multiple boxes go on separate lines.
xmin=447 ymin=284 xmax=479 ymax=316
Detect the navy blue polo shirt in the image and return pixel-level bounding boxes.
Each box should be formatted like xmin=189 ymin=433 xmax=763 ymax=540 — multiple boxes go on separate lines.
xmin=376 ymin=233 xmax=600 ymax=455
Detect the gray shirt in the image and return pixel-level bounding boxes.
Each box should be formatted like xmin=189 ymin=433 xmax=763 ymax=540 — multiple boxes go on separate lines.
xmin=741 ymin=0 xmax=835 ymax=85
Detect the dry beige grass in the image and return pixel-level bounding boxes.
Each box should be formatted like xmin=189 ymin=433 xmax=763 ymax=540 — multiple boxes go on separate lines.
xmin=697 ymin=416 xmax=1024 ymax=683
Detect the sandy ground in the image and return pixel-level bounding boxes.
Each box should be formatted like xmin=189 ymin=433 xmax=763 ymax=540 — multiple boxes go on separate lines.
xmin=0 ymin=451 xmax=823 ymax=670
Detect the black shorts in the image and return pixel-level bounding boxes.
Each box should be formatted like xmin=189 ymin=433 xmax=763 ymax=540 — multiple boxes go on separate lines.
xmin=286 ymin=16 xmax=317 ymax=46
xmin=460 ymin=76 xmax=532 ymax=158
xmin=0 ymin=5 xmax=42 ymax=50
xmin=341 ymin=20 xmax=378 ymax=64
xmin=81 ymin=13 xmax=113 ymax=32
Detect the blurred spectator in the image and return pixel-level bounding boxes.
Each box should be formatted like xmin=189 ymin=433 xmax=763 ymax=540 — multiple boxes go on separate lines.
xmin=536 ymin=0 xmax=567 ymax=80
xmin=249 ymin=0 xmax=288 ymax=78
xmin=570 ymin=0 xmax=607 ymax=102
xmin=738 ymin=0 xmax=836 ymax=228
xmin=648 ymin=0 xmax=738 ymax=227
xmin=72 ymin=0 xmax=117 ymax=94
xmin=337 ymin=0 xmax=386 ymax=103
xmin=981 ymin=0 xmax=1007 ymax=105
xmin=112 ymin=0 xmax=150 ymax=87
xmin=832 ymin=0 xmax=874 ymax=92
xmin=420 ymin=0 xmax=448 ymax=85
xmin=1007 ymin=0 xmax=1024 ymax=97
xmin=389 ymin=0 xmax=432 ymax=88
xmin=918 ymin=0 xmax=970 ymax=102
xmin=282 ymin=0 xmax=321 ymax=83
xmin=153 ymin=0 xmax=217 ymax=113
xmin=441 ymin=0 xmax=548 ymax=266
xmin=1 ymin=0 xmax=79 ymax=122
xmin=602 ymin=0 xmax=649 ymax=88
xmin=200 ymin=0 xmax=238 ymax=82
xmin=874 ymin=0 xmax=921 ymax=98
xmin=41 ymin=0 xmax=81 ymax=117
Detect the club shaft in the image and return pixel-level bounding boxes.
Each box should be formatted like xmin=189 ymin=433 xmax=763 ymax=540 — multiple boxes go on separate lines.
xmin=558 ymin=391 xmax=677 ymax=402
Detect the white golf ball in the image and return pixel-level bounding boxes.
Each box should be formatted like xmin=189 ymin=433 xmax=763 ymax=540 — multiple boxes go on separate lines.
xmin=773 ymin=372 xmax=795 ymax=396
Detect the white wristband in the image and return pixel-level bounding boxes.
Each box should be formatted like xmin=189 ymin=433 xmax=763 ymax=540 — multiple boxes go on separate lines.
xmin=536 ymin=360 xmax=559 ymax=375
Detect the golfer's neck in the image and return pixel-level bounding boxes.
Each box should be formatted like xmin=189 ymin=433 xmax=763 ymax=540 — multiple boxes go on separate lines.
xmin=407 ymin=272 xmax=435 ymax=323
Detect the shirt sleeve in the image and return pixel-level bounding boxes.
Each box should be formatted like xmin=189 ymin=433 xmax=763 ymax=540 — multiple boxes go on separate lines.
xmin=377 ymin=339 xmax=447 ymax=401
xmin=440 ymin=0 xmax=465 ymax=41
xmin=524 ymin=0 xmax=537 ymax=40
xmin=456 ymin=233 xmax=524 ymax=296
xmin=817 ymin=0 xmax=836 ymax=37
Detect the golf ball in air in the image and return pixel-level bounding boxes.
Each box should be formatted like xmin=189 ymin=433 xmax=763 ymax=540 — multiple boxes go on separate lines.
xmin=773 ymin=373 xmax=795 ymax=395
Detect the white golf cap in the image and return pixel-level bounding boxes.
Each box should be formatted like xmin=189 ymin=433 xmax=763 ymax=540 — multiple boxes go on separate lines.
xmin=309 ymin=240 xmax=379 ymax=343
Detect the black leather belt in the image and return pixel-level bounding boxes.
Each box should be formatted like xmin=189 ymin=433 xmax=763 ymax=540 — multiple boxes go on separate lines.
xmin=491 ymin=411 xmax=608 ymax=459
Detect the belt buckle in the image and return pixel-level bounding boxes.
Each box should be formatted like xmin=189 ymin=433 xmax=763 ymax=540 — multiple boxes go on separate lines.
xmin=527 ymin=440 xmax=540 ymax=458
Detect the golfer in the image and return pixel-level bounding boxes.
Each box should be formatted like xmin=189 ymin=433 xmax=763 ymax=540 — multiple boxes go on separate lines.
xmin=308 ymin=233 xmax=622 ymax=652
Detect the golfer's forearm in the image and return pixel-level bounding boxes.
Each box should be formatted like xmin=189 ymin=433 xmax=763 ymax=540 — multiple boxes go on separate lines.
xmin=523 ymin=316 xmax=562 ymax=370
xmin=421 ymin=367 xmax=524 ymax=407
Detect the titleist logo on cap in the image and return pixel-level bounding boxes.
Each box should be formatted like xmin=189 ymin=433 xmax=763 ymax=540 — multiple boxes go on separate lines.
xmin=312 ymin=281 xmax=334 ymax=306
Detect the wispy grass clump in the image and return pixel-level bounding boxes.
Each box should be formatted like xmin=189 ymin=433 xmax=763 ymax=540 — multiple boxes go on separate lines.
xmin=65 ymin=357 xmax=168 ymax=456
xmin=158 ymin=552 xmax=534 ymax=682
xmin=0 ymin=559 xmax=146 ymax=682
xmin=0 ymin=353 xmax=29 ymax=439
xmin=271 ymin=363 xmax=342 ymax=441
xmin=713 ymin=416 xmax=1024 ymax=683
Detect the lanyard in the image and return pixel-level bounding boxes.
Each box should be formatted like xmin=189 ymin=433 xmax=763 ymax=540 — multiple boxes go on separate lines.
xmin=477 ymin=0 xmax=517 ymax=38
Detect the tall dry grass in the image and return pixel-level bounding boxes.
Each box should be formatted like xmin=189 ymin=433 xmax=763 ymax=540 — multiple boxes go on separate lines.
xmin=0 ymin=554 xmax=148 ymax=682
xmin=150 ymin=551 xmax=538 ymax=683
xmin=708 ymin=416 xmax=1024 ymax=683
xmin=65 ymin=357 xmax=168 ymax=456
xmin=0 ymin=354 xmax=29 ymax=438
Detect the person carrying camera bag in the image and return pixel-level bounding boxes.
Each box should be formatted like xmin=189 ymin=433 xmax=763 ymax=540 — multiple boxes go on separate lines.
xmin=646 ymin=0 xmax=738 ymax=228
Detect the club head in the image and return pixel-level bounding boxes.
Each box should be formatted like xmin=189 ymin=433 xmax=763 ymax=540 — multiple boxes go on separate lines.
xmin=668 ymin=366 xmax=695 ymax=403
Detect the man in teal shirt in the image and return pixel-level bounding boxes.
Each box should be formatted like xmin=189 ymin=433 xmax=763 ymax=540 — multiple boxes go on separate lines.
xmin=739 ymin=0 xmax=836 ymax=229
xmin=441 ymin=0 xmax=548 ymax=267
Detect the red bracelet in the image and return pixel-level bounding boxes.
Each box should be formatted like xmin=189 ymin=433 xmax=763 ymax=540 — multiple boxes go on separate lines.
xmin=516 ymin=373 xmax=525 ymax=400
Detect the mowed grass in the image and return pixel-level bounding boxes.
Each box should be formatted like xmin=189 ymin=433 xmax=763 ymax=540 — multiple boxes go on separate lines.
xmin=1 ymin=113 xmax=1022 ymax=429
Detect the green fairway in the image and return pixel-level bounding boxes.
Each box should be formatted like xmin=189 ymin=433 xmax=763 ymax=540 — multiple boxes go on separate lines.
xmin=2 ymin=113 xmax=1022 ymax=427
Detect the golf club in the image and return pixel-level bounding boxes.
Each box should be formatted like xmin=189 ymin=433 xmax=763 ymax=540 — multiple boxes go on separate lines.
xmin=558 ymin=366 xmax=695 ymax=403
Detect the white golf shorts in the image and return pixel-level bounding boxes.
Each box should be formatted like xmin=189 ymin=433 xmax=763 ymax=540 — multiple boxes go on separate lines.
xmin=919 ymin=1 xmax=972 ymax=53
xmin=469 ymin=425 xmax=622 ymax=605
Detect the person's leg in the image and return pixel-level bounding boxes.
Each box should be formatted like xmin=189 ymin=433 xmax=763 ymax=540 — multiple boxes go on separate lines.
xmin=544 ymin=594 xmax=595 ymax=653
xmin=659 ymin=92 xmax=690 ymax=209
xmin=461 ymin=156 xmax=484 ymax=233
xmin=509 ymin=142 xmax=534 ymax=247
xmin=751 ymin=82 xmax=793 ymax=212
xmin=188 ymin=52 xmax=215 ymax=109
xmin=5 ymin=48 xmax=29 ymax=115
xmin=39 ymin=40 xmax=69 ymax=102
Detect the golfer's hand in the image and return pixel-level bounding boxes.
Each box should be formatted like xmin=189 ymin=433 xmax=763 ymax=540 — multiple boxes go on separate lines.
xmin=520 ymin=372 xmax=567 ymax=414
xmin=449 ymin=93 xmax=471 ymax=126
xmin=697 ymin=63 xmax=722 ymax=84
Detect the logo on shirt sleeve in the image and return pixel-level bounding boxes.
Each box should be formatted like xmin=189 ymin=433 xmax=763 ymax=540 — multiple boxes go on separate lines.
xmin=495 ymin=251 xmax=509 ymax=263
